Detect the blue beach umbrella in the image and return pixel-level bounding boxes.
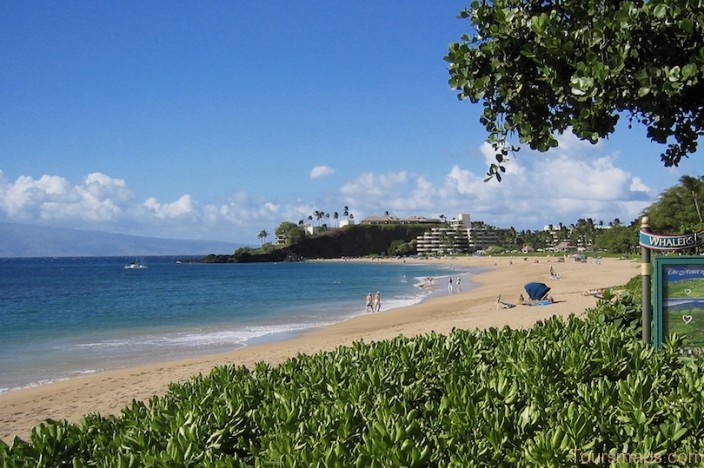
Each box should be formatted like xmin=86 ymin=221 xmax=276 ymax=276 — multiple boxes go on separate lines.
xmin=524 ymin=282 xmax=551 ymax=301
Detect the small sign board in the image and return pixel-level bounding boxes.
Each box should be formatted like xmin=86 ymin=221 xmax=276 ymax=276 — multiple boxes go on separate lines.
xmin=654 ymin=256 xmax=704 ymax=355
xmin=640 ymin=231 xmax=702 ymax=250
xmin=639 ymin=231 xmax=704 ymax=250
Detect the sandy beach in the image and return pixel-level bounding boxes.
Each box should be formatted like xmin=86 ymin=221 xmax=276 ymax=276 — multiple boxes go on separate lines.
xmin=0 ymin=255 xmax=639 ymax=443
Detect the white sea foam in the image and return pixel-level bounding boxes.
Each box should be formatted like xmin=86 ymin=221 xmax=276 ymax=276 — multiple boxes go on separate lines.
xmin=1 ymin=377 xmax=70 ymax=394
xmin=75 ymin=322 xmax=331 ymax=349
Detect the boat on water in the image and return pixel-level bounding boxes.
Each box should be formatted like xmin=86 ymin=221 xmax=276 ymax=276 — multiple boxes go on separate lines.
xmin=124 ymin=259 xmax=147 ymax=269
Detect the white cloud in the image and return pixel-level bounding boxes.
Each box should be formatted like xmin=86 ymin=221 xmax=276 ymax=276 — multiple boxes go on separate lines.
xmin=0 ymin=174 xmax=66 ymax=216
xmin=532 ymin=155 xmax=631 ymax=200
xmin=333 ymin=137 xmax=656 ymax=228
xmin=630 ymin=177 xmax=650 ymax=193
xmin=310 ymin=165 xmax=335 ymax=179
xmin=85 ymin=172 xmax=125 ymax=188
xmin=143 ymin=194 xmax=194 ymax=219
xmin=0 ymin=171 xmax=132 ymax=222
xmin=442 ymin=165 xmax=487 ymax=198
xmin=340 ymin=171 xmax=415 ymax=214
xmin=433 ymin=133 xmax=653 ymax=226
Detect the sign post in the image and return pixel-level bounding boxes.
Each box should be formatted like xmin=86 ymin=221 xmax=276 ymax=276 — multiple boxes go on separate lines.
xmin=640 ymin=217 xmax=652 ymax=344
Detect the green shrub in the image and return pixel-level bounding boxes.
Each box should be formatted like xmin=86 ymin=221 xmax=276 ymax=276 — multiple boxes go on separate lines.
xmin=2 ymin=294 xmax=703 ymax=465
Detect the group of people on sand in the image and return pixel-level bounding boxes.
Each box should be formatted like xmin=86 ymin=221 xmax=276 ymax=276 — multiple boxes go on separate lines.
xmin=419 ymin=275 xmax=463 ymax=292
xmin=365 ymin=291 xmax=382 ymax=313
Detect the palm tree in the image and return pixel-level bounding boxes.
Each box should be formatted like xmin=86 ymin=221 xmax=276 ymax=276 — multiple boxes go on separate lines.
xmin=257 ymin=229 xmax=268 ymax=245
xmin=508 ymin=226 xmax=518 ymax=249
xmin=681 ymin=175 xmax=704 ymax=223
xmin=333 ymin=212 xmax=339 ymax=227
xmin=343 ymin=206 xmax=349 ymax=220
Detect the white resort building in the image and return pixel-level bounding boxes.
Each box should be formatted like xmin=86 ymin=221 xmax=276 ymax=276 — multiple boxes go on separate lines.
xmin=415 ymin=214 xmax=509 ymax=255
xmin=416 ymin=214 xmax=470 ymax=255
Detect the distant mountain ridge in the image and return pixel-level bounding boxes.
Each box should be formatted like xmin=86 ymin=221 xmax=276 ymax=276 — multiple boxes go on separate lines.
xmin=0 ymin=222 xmax=238 ymax=258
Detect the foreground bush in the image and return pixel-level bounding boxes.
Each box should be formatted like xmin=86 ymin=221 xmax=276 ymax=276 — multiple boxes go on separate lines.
xmin=2 ymin=294 xmax=704 ymax=466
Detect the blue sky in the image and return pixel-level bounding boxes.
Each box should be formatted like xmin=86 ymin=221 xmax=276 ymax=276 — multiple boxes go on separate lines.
xmin=1 ymin=1 xmax=701 ymax=245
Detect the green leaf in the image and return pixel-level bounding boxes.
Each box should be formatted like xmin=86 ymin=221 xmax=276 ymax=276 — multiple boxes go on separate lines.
xmin=681 ymin=63 xmax=697 ymax=81
xmin=652 ymin=4 xmax=668 ymax=19
xmin=679 ymin=18 xmax=693 ymax=33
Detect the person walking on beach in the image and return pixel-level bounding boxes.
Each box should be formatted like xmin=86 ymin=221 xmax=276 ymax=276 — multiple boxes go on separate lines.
xmin=374 ymin=291 xmax=381 ymax=312
xmin=365 ymin=292 xmax=374 ymax=312
xmin=448 ymin=276 xmax=453 ymax=293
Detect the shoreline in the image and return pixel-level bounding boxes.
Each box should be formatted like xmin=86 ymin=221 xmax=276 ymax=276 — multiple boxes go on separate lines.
xmin=0 ymin=255 xmax=639 ymax=443
xmin=0 ymin=258 xmax=472 ymax=395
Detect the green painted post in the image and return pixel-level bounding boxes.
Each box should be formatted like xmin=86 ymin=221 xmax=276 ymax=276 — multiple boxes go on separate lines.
xmin=641 ymin=217 xmax=652 ymax=345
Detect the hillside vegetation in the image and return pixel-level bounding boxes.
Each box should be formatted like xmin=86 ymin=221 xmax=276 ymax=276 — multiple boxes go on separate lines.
xmin=203 ymin=224 xmax=430 ymax=263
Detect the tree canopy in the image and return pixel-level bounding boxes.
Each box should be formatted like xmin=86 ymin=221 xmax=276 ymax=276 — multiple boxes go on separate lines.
xmin=275 ymin=222 xmax=306 ymax=246
xmin=446 ymin=0 xmax=704 ymax=180
xmin=643 ymin=175 xmax=704 ymax=233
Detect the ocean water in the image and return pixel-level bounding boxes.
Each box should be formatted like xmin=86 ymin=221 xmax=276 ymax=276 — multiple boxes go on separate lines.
xmin=0 ymin=257 xmax=479 ymax=393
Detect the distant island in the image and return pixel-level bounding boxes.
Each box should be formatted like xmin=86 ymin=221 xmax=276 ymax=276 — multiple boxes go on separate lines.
xmin=0 ymin=222 xmax=238 ymax=258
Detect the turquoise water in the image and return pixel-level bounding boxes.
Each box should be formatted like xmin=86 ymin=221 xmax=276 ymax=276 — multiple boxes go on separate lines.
xmin=0 ymin=257 xmax=478 ymax=392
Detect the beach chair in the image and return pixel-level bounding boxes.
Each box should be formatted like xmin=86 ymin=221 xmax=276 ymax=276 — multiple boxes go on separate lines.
xmin=496 ymin=294 xmax=516 ymax=310
xmin=583 ymin=288 xmax=617 ymax=301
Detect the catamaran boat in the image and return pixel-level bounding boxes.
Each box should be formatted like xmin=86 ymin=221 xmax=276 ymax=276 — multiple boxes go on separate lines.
xmin=124 ymin=259 xmax=147 ymax=269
